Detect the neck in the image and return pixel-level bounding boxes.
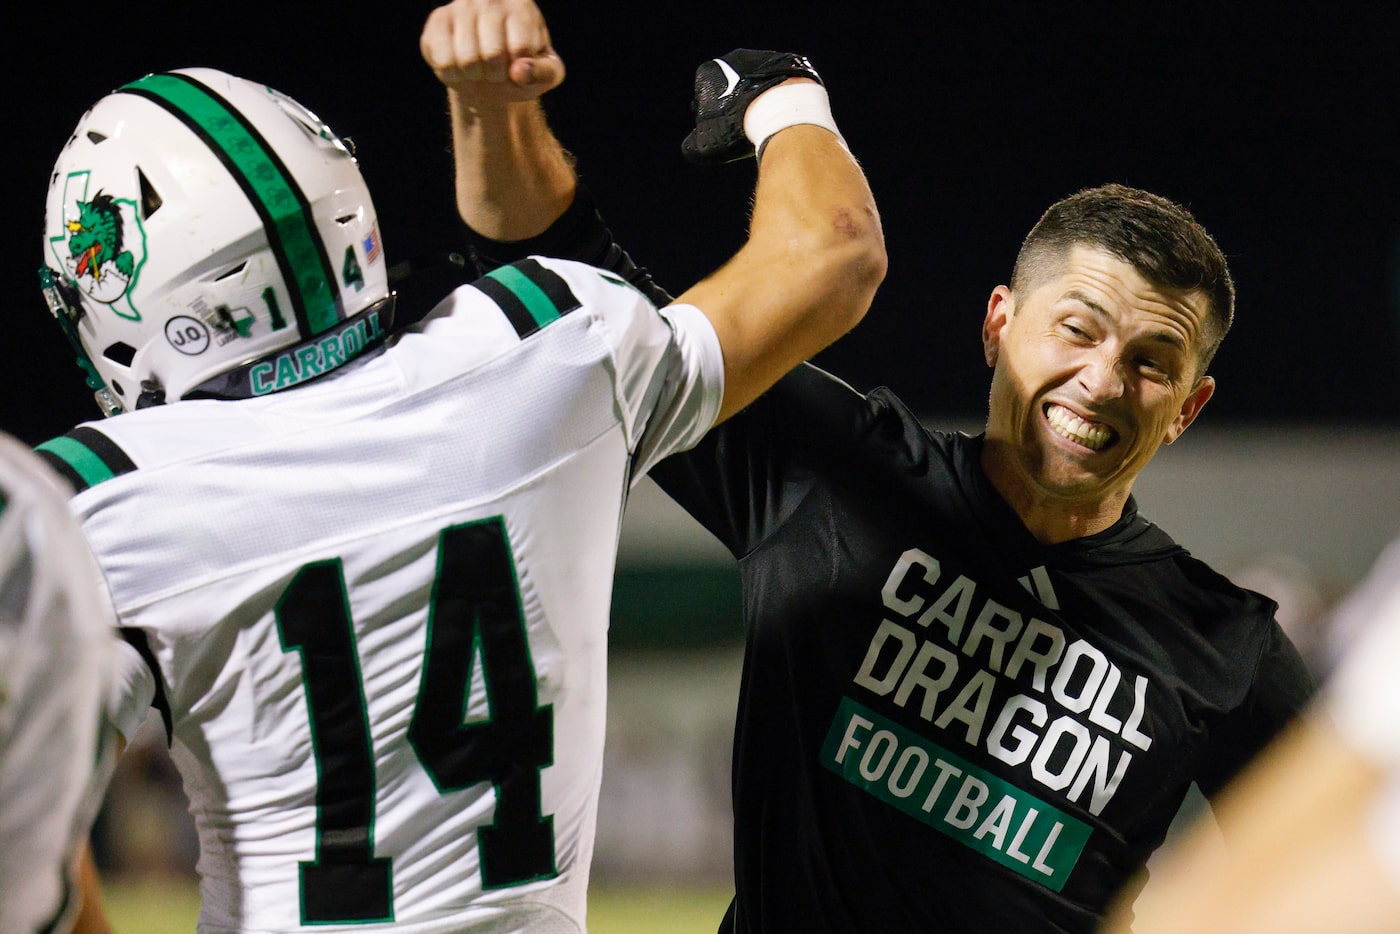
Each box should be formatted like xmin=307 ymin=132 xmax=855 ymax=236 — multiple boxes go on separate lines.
xmin=978 ymin=438 xmax=1130 ymax=545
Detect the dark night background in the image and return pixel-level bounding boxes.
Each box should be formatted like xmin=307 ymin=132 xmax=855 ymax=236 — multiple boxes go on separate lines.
xmin=9 ymin=1 xmax=1398 ymax=446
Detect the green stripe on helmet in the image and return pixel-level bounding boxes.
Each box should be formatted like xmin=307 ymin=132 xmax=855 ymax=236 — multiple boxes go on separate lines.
xmin=120 ymin=73 xmax=341 ymax=336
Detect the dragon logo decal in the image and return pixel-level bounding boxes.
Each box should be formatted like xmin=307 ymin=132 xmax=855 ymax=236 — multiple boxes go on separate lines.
xmin=48 ymin=171 xmax=146 ymax=321
xmin=69 ymin=192 xmax=133 ymax=284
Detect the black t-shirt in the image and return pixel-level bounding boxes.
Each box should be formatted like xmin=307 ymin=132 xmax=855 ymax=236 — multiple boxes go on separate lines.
xmin=462 ymin=192 xmax=1315 ymax=933
xmin=650 ymin=364 xmax=1314 ymax=933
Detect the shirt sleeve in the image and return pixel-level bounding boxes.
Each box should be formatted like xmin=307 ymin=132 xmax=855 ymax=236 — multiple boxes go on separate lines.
xmin=628 ymin=301 xmax=725 ymax=478
xmin=526 ymin=257 xmax=725 ymax=481
xmin=1198 ymin=620 xmax=1317 ymax=797
xmin=463 ymin=192 xmax=700 ymax=474
xmin=649 ymin=363 xmax=873 ymax=557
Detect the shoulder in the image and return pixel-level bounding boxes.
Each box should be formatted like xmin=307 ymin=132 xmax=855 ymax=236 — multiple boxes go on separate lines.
xmin=691 ymin=368 xmax=955 ymax=483
xmin=34 ymin=395 xmax=258 ymax=496
xmin=1111 ymin=543 xmax=1284 ymax=651
xmin=859 ymin=383 xmax=965 ymax=476
xmin=516 ymin=255 xmax=656 ymax=319
xmin=464 ymin=255 xmax=679 ymax=347
xmin=1172 ymin=550 xmax=1279 ymax=621
xmin=31 ymin=401 xmax=282 ymax=497
xmin=31 ymin=423 xmax=139 ymax=496
xmin=757 ymin=365 xmax=887 ymax=439
xmin=1165 ymin=550 xmax=1312 ymax=705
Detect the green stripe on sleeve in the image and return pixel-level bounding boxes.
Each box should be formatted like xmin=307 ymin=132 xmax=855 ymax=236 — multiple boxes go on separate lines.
xmin=485 ymin=265 xmax=562 ymax=330
xmin=34 ymin=436 xmax=116 ymax=489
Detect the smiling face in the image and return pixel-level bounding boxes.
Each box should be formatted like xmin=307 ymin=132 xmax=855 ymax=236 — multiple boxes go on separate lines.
xmin=980 ymin=244 xmax=1216 ymax=542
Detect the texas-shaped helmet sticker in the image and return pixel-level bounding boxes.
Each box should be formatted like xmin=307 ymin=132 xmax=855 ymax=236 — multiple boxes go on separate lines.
xmin=49 ymin=171 xmax=146 ymax=321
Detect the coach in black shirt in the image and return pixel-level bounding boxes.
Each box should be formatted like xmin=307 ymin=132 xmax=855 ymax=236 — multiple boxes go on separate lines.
xmin=441 ymin=7 xmax=1315 ymax=929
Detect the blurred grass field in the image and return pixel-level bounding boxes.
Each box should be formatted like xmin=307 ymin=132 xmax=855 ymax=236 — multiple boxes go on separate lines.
xmin=101 ymin=877 xmax=732 ymax=933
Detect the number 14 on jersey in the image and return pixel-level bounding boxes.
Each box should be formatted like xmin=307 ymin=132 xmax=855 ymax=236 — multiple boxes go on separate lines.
xmin=275 ymin=517 xmax=556 ymax=923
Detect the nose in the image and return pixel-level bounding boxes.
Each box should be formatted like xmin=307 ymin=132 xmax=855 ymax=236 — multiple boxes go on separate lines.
xmin=1077 ymin=349 xmax=1126 ymax=402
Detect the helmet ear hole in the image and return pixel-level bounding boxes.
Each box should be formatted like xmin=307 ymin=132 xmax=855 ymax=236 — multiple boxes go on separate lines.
xmin=103 ymin=342 xmax=137 ymax=367
xmin=138 ymin=169 xmax=163 ymax=219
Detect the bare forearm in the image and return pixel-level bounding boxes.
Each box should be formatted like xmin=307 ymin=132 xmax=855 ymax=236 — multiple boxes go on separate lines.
xmin=746 ymin=123 xmax=886 ymax=328
xmin=678 ymin=123 xmax=886 ymax=423
xmin=450 ymin=91 xmax=575 ymax=241
xmin=421 ymin=0 xmax=573 ymax=241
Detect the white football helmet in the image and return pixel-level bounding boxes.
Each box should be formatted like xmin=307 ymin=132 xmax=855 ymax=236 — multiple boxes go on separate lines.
xmin=41 ymin=67 xmax=394 ymax=416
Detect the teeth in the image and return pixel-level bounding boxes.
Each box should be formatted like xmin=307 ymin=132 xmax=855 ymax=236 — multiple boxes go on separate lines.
xmin=1046 ymin=404 xmax=1114 ymax=450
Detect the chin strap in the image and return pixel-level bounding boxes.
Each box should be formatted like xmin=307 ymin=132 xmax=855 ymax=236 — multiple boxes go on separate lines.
xmin=38 ymin=266 xmax=125 ymax=416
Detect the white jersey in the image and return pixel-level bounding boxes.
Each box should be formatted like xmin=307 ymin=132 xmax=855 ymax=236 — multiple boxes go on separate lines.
xmin=0 ymin=433 xmax=118 ymax=934
xmin=37 ymin=257 xmax=723 ymax=933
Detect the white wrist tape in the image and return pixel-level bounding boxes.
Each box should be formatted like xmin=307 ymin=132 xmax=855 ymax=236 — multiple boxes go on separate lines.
xmin=743 ymin=81 xmax=849 ymax=159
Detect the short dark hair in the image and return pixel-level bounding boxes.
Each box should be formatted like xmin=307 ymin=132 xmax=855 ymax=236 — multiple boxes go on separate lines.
xmin=1010 ymin=183 xmax=1235 ymax=372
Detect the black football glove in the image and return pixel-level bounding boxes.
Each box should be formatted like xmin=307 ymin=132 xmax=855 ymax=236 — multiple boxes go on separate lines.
xmin=680 ymin=49 xmax=823 ymax=166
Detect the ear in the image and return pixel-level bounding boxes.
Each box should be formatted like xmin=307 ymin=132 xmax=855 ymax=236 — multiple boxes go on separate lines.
xmin=1164 ymin=375 xmax=1215 ymax=444
xmin=983 ymin=286 xmax=1014 ymax=367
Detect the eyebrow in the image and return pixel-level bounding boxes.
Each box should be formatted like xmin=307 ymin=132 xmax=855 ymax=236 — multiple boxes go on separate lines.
xmin=1060 ymin=290 xmax=1187 ymax=352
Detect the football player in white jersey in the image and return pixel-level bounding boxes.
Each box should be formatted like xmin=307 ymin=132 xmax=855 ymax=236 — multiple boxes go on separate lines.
xmin=0 ymin=431 xmax=121 ymax=934
xmin=1100 ymin=538 xmax=1400 ymax=934
xmin=32 ymin=0 xmax=883 ymax=929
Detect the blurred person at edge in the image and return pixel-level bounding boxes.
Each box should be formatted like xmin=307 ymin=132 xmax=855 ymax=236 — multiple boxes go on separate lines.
xmin=1100 ymin=537 xmax=1400 ymax=934
xmin=1 ymin=431 xmax=122 ymax=934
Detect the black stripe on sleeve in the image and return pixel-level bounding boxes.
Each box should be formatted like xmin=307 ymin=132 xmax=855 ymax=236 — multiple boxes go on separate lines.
xmin=33 ymin=448 xmax=85 ymax=495
xmin=70 ymin=426 xmax=137 ymax=476
xmin=33 ymin=426 xmax=137 ymax=494
xmin=515 ymin=257 xmax=583 ymax=317
xmin=472 ymin=273 xmax=541 ymax=339
xmin=471 ymin=258 xmax=583 ymax=339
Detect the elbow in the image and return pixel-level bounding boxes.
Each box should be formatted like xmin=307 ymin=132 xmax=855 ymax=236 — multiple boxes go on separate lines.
xmin=855 ymin=212 xmax=889 ymax=306
xmin=826 ymin=201 xmax=887 ymax=328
